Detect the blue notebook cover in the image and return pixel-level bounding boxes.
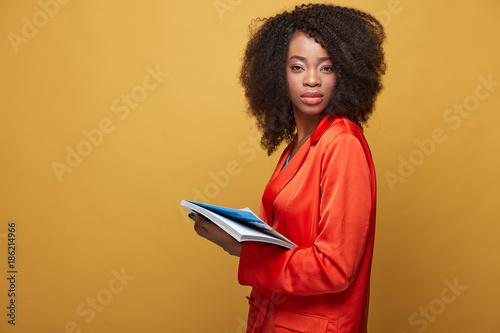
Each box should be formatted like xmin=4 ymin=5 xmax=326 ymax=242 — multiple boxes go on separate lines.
xmin=181 ymin=200 xmax=295 ymax=247
xmin=186 ymin=201 xmax=266 ymax=228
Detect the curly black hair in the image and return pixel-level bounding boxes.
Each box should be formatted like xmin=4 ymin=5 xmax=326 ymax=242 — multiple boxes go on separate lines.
xmin=240 ymin=3 xmax=386 ymax=155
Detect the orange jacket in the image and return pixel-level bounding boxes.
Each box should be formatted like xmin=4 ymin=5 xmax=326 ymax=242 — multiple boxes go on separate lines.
xmin=238 ymin=116 xmax=377 ymax=333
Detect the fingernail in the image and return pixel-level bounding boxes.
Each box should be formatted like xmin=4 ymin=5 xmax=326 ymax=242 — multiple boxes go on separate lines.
xmin=188 ymin=213 xmax=195 ymax=220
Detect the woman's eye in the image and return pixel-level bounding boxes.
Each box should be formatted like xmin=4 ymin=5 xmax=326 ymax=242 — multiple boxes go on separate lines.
xmin=321 ymin=66 xmax=334 ymax=72
xmin=290 ymin=65 xmax=303 ymax=71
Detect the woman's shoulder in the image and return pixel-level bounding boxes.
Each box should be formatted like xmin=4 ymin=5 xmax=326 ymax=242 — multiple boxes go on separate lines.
xmin=321 ymin=116 xmax=364 ymax=142
xmin=310 ymin=116 xmax=370 ymax=161
xmin=315 ymin=117 xmax=371 ymax=169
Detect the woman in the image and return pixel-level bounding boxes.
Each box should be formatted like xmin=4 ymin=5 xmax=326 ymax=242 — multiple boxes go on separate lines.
xmin=190 ymin=4 xmax=386 ymax=332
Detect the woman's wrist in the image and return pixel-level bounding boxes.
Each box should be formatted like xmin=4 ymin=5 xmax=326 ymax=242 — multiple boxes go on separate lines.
xmin=226 ymin=242 xmax=243 ymax=257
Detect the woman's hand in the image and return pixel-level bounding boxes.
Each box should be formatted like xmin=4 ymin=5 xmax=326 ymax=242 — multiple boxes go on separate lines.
xmin=190 ymin=213 xmax=242 ymax=257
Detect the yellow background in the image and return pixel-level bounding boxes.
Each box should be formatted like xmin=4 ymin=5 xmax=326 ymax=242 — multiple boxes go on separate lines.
xmin=1 ymin=0 xmax=499 ymax=332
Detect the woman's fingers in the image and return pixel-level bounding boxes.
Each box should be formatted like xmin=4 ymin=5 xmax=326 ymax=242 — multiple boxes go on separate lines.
xmin=191 ymin=213 xmax=205 ymax=235
xmin=188 ymin=212 xmax=242 ymax=256
xmin=190 ymin=213 xmax=214 ymax=238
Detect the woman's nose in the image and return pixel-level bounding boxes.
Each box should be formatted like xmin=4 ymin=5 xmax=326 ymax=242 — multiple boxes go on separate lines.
xmin=304 ymin=69 xmax=320 ymax=87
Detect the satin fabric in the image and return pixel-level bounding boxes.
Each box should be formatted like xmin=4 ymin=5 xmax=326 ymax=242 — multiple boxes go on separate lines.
xmin=238 ymin=116 xmax=377 ymax=333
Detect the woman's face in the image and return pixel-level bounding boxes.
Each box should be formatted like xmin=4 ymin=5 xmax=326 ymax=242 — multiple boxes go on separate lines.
xmin=286 ymin=32 xmax=336 ymax=118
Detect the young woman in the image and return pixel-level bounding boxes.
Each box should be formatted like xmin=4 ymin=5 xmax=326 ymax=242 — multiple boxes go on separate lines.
xmin=190 ymin=4 xmax=386 ymax=332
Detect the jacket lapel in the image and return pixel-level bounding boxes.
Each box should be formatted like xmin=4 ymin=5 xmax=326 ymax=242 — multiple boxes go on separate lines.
xmin=261 ymin=115 xmax=337 ymax=224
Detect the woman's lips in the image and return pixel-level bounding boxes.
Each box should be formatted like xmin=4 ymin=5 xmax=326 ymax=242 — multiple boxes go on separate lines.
xmin=300 ymin=91 xmax=324 ymax=105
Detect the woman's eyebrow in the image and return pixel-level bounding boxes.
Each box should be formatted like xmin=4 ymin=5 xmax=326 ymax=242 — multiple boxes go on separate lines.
xmin=288 ymin=55 xmax=331 ymax=61
xmin=289 ymin=55 xmax=306 ymax=61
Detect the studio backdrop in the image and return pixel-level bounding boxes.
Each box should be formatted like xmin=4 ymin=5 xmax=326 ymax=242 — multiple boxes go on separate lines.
xmin=1 ymin=0 xmax=499 ymax=332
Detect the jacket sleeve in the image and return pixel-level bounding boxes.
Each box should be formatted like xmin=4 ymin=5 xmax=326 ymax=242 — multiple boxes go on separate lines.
xmin=238 ymin=133 xmax=373 ymax=296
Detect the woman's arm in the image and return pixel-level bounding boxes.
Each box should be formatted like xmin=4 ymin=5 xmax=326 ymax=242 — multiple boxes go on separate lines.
xmin=238 ymin=133 xmax=374 ymax=295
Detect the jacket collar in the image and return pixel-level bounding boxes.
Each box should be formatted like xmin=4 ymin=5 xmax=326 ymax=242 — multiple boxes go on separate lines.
xmin=311 ymin=114 xmax=337 ymax=144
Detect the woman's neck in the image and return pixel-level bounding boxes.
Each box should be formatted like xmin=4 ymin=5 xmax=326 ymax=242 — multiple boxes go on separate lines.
xmin=294 ymin=112 xmax=323 ymax=143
